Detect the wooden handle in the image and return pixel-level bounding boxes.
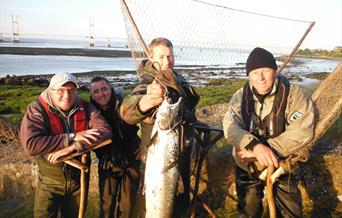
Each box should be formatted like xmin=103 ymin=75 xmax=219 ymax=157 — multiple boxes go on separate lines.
xmin=54 ymin=139 xmax=112 ymax=163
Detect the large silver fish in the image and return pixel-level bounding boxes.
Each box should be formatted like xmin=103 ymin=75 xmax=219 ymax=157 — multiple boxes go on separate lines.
xmin=145 ymin=96 xmax=183 ymax=218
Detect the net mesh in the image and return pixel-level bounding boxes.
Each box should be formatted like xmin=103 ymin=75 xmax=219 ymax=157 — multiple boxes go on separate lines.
xmin=120 ymin=0 xmax=313 ymax=76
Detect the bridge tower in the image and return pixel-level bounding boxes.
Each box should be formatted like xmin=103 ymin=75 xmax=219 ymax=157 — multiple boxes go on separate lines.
xmin=88 ymin=17 xmax=94 ymax=47
xmin=106 ymin=37 xmax=112 ymax=47
xmin=12 ymin=15 xmax=19 ymax=43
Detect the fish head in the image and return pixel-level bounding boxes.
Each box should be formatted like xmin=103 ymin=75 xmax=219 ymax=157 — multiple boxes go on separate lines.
xmin=156 ymin=97 xmax=183 ymax=130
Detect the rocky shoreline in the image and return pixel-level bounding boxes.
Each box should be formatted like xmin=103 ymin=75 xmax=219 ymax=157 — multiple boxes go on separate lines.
xmin=0 ymin=68 xmax=330 ymax=92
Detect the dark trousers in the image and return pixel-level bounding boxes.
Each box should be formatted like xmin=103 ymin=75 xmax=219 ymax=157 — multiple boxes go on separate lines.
xmin=98 ymin=169 xmax=139 ymax=218
xmin=34 ymin=184 xmax=80 ymax=218
xmin=34 ymin=160 xmax=83 ymax=218
xmin=235 ymin=166 xmax=302 ymax=218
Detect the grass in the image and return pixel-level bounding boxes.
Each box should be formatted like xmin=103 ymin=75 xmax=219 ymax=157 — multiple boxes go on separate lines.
xmin=0 ymin=193 xmax=100 ymax=218
xmin=0 ymin=80 xmax=246 ymax=122
xmin=0 ymin=85 xmax=90 ymax=122
xmin=195 ymin=79 xmax=245 ymax=107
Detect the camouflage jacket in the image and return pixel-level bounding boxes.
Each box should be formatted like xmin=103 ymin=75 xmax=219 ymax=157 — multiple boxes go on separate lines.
xmin=120 ymin=60 xmax=199 ymax=125
xmin=120 ymin=60 xmax=200 ymax=163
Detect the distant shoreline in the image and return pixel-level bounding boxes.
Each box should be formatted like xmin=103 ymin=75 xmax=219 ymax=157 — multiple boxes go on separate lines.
xmin=0 ymin=46 xmax=133 ymax=58
xmin=294 ymin=54 xmax=342 ymax=61
xmin=1 ymin=46 xmax=341 ymax=60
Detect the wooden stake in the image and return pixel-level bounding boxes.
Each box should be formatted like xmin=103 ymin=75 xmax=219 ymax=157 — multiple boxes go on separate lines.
xmin=78 ymin=154 xmax=89 ymax=218
xmin=277 ymin=22 xmax=315 ymax=74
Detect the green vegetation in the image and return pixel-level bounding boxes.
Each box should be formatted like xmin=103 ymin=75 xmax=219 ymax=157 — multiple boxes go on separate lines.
xmin=196 ymin=79 xmax=245 ymax=107
xmin=297 ymin=49 xmax=342 ymax=59
xmin=0 ymin=80 xmax=246 ymax=122
xmin=304 ymin=72 xmax=329 ymax=80
xmin=0 ymin=85 xmax=43 ymax=122
xmin=0 ymin=193 xmax=100 ymax=218
xmin=0 ymin=85 xmax=90 ymax=122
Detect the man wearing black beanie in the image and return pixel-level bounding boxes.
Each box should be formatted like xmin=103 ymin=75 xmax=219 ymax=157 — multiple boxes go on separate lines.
xmin=246 ymin=47 xmax=278 ymax=76
xmin=223 ymin=47 xmax=315 ymax=217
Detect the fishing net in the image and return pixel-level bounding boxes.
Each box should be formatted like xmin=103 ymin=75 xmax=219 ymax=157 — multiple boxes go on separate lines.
xmin=0 ymin=117 xmax=22 ymax=164
xmin=120 ymin=0 xmax=314 ymax=75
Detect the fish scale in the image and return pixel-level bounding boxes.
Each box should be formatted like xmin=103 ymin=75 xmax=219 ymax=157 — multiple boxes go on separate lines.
xmin=145 ymin=97 xmax=183 ymax=218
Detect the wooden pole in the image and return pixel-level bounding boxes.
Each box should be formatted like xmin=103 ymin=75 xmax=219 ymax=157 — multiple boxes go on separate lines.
xmin=266 ymin=165 xmax=276 ymax=218
xmin=277 ymin=22 xmax=315 ymax=74
xmin=78 ymin=154 xmax=89 ymax=218
xmin=65 ymin=159 xmax=89 ymax=172
xmin=119 ymin=0 xmax=149 ymax=57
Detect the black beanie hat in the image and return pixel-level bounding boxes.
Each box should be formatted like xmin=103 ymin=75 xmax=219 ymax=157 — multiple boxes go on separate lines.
xmin=246 ymin=47 xmax=277 ymax=75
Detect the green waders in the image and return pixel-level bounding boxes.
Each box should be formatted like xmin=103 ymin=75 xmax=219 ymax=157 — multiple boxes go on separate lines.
xmin=34 ymin=157 xmax=89 ymax=218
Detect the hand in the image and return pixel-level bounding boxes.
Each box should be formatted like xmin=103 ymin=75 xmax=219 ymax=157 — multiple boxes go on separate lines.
xmin=138 ymin=80 xmax=165 ymax=112
xmin=252 ymin=143 xmax=279 ymax=168
xmin=74 ymin=129 xmax=100 ymax=145
xmin=237 ymin=149 xmax=257 ymax=162
xmin=46 ymin=145 xmax=74 ymax=163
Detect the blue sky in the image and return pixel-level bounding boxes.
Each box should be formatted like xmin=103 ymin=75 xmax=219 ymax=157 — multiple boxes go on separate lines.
xmin=0 ymin=0 xmax=341 ymax=50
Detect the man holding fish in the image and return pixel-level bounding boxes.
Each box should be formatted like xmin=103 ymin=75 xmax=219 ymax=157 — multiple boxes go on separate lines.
xmin=120 ymin=37 xmax=201 ymax=217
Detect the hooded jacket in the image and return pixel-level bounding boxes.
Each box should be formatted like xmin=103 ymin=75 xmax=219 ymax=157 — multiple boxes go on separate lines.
xmin=20 ymin=88 xmax=112 ymax=156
